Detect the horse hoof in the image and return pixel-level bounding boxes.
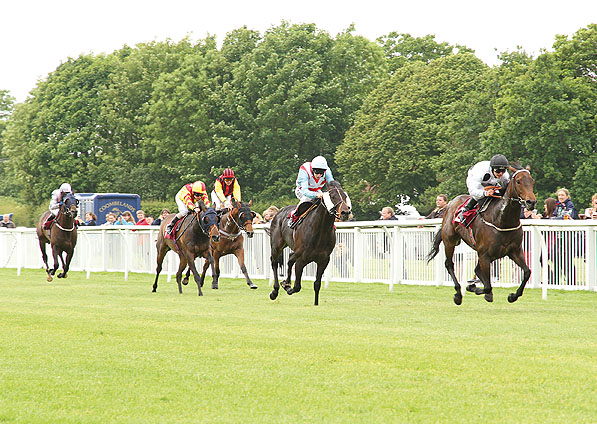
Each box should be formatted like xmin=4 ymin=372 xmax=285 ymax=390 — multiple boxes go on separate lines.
xmin=466 ymin=284 xmax=476 ymax=293
xmin=484 ymin=292 xmax=494 ymax=302
xmin=47 ymin=275 xmax=53 ymax=282
xmin=453 ymin=294 xmax=462 ymax=305
xmin=182 ymin=278 xmax=189 ymax=286
xmin=508 ymin=293 xmax=518 ymax=303
xmin=212 ymin=284 xmax=218 ymax=290
xmin=248 ymin=283 xmax=258 ymax=289
xmin=57 ymin=273 xmax=64 ymax=279
xmin=270 ymin=291 xmax=278 ymax=300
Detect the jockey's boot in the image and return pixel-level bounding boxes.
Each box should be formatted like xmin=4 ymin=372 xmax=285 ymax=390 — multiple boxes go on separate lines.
xmin=455 ymin=197 xmax=478 ymax=224
xmin=43 ymin=214 xmax=55 ymax=230
xmin=288 ymin=210 xmax=299 ymax=228
xmin=166 ymin=215 xmax=180 ymax=236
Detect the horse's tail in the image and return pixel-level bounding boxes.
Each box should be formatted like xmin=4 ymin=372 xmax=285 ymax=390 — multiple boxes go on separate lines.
xmin=427 ymin=228 xmax=442 ymax=262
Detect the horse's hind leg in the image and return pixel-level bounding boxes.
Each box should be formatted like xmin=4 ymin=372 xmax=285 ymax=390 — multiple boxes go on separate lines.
xmin=39 ymin=240 xmax=52 ymax=281
xmin=287 ymin=258 xmax=305 ymax=295
xmin=444 ymin=244 xmax=463 ymax=305
xmin=176 ymin=257 xmax=189 ymax=294
xmin=183 ymin=268 xmax=191 ymax=286
xmin=269 ymin=248 xmax=283 ymax=300
xmin=152 ymin=244 xmax=169 ymax=293
xmin=283 ymin=253 xmax=296 ymax=295
xmin=507 ymin=249 xmax=531 ymax=303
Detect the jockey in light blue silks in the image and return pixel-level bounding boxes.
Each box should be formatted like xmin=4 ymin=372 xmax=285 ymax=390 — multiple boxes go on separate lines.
xmin=288 ymin=155 xmax=335 ymax=228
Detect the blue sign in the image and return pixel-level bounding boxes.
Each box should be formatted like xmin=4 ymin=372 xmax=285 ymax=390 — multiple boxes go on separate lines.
xmin=75 ymin=193 xmax=141 ymax=225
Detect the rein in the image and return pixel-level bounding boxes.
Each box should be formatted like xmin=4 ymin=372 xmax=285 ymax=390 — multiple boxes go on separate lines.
xmin=323 ymin=187 xmax=350 ymax=220
xmin=219 ymin=207 xmax=251 ymax=240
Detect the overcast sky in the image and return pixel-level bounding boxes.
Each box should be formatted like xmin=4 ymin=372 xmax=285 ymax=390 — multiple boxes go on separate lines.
xmin=2 ymin=1 xmax=595 ymax=103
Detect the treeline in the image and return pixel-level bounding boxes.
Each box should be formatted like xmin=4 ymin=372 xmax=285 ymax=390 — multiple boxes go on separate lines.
xmin=0 ymin=22 xmax=595 ymax=219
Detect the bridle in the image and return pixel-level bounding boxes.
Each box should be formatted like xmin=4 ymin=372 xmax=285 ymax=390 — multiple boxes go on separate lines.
xmin=503 ymin=169 xmax=532 ymax=206
xmin=54 ymin=195 xmax=77 ymax=232
xmin=219 ymin=206 xmax=253 ymax=240
xmin=321 ymin=186 xmax=351 ymax=220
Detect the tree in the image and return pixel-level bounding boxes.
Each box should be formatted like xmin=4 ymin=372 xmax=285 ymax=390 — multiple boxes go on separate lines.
xmin=336 ymin=53 xmax=488 ymax=217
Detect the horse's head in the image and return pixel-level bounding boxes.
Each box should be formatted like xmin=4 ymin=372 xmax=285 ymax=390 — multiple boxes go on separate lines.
xmin=235 ymin=200 xmax=256 ymax=238
xmin=62 ymin=193 xmax=79 ymax=218
xmin=200 ymin=207 xmax=220 ymax=243
xmin=508 ymin=164 xmax=536 ymax=211
xmin=322 ymin=181 xmax=352 ymax=221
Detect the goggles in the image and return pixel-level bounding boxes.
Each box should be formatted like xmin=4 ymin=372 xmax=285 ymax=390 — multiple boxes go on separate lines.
xmin=493 ymin=168 xmax=506 ymax=174
xmin=313 ymin=168 xmax=326 ymax=175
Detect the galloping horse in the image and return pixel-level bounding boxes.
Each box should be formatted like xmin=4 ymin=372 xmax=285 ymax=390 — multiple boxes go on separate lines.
xmin=196 ymin=200 xmax=257 ymax=289
xmin=427 ymin=163 xmax=536 ymax=305
xmin=36 ymin=193 xmax=78 ymax=282
xmin=269 ymin=181 xmax=352 ymax=305
xmin=152 ymin=202 xmax=220 ymax=296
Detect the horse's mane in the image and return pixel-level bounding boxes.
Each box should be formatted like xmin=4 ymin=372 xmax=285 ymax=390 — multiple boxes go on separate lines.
xmin=327 ymin=180 xmax=342 ymax=189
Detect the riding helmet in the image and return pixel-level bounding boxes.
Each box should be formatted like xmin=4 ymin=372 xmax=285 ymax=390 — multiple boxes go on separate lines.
xmin=60 ymin=183 xmax=72 ymax=193
xmin=489 ymin=154 xmax=508 ymax=169
xmin=222 ymin=168 xmax=235 ymax=179
xmin=311 ymin=156 xmax=328 ymax=170
xmin=192 ymin=181 xmax=206 ymax=193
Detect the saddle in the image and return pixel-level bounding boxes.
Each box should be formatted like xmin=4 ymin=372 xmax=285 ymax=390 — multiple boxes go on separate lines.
xmin=289 ymin=201 xmax=319 ymax=229
xmin=453 ymin=196 xmax=494 ymax=228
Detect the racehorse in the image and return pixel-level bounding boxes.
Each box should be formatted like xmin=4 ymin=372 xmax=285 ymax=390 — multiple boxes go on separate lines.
xmin=152 ymin=202 xmax=220 ymax=296
xmin=269 ymin=181 xmax=352 ymax=306
xmin=36 ymin=193 xmax=78 ymax=282
xmin=195 ymin=200 xmax=258 ymax=289
xmin=427 ymin=163 xmax=536 ymax=305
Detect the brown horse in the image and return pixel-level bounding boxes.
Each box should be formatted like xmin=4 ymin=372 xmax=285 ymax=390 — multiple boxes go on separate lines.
xmin=427 ymin=163 xmax=536 ymax=305
xmin=195 ymin=200 xmax=258 ymax=289
xmin=152 ymin=203 xmax=220 ymax=296
xmin=36 ymin=192 xmax=78 ymax=282
xmin=269 ymin=181 xmax=352 ymax=305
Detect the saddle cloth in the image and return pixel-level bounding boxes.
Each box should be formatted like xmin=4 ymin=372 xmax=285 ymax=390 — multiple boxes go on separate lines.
xmin=164 ymin=217 xmax=185 ymax=239
xmin=453 ymin=197 xmax=479 ymax=228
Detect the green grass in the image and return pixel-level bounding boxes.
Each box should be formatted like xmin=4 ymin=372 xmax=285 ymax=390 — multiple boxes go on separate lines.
xmin=0 ymin=269 xmax=595 ymax=423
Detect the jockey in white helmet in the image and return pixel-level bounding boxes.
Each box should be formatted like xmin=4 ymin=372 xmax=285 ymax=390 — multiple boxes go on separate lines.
xmin=43 ymin=183 xmax=73 ymax=229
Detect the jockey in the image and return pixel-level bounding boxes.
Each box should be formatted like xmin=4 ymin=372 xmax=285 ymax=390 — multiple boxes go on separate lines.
xmin=210 ymin=168 xmax=241 ymax=211
xmin=166 ymin=180 xmax=210 ymax=236
xmin=455 ymin=154 xmax=510 ymax=224
xmin=43 ymin=183 xmax=73 ymax=229
xmin=288 ymin=155 xmax=335 ymax=228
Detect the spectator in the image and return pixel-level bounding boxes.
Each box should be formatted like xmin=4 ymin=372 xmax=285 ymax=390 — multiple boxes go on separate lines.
xmin=0 ymin=214 xmax=16 ymax=228
xmin=81 ymin=212 xmax=97 ymax=226
xmin=145 ymin=216 xmax=154 ymax=225
xmin=425 ymin=194 xmax=448 ymax=219
xmin=153 ymin=209 xmax=170 ymax=226
xmin=115 ymin=211 xmax=135 ymax=225
xmin=263 ymin=206 xmax=279 ymax=223
xmin=379 ymin=207 xmax=397 ymax=220
xmin=580 ymin=193 xmax=597 ymax=220
xmin=103 ymin=212 xmax=117 ymax=225
xmin=551 ymin=188 xmax=578 ymax=220
xmin=136 ymin=210 xmax=150 ymax=225
xmin=540 ymin=198 xmax=557 ymax=219
xmin=252 ymin=212 xmax=265 ymax=225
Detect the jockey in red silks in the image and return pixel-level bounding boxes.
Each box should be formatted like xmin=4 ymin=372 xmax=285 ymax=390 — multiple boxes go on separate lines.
xmin=43 ymin=183 xmax=73 ymax=229
xmin=166 ymin=181 xmax=210 ymax=236
xmin=210 ymin=168 xmax=242 ymax=211
xmin=288 ymin=155 xmax=335 ymax=228
xmin=455 ymin=154 xmax=510 ymax=225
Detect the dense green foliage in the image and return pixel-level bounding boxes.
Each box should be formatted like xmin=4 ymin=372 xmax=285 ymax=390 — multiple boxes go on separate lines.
xmin=1 ymin=23 xmax=596 ymax=220
xmin=1 ymin=269 xmax=596 ymax=423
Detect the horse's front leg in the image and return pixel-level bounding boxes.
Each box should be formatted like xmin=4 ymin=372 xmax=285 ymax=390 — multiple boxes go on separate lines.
xmin=49 ymin=245 xmax=61 ymax=281
xmin=185 ymin=255 xmax=203 ymax=296
xmin=234 ymin=248 xmax=257 ymax=289
xmin=183 ymin=268 xmax=191 ymax=286
xmin=152 ymin=244 xmax=168 ymax=293
xmin=207 ymin=252 xmax=219 ymax=289
xmin=474 ymin=255 xmax=493 ymax=302
xmin=313 ymin=257 xmax=330 ymax=306
xmin=57 ymin=248 xmax=74 ymax=279
xmin=507 ymin=249 xmax=531 ymax=303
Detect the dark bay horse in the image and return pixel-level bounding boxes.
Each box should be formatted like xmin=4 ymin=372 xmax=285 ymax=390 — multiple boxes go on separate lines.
xmin=152 ymin=203 xmax=220 ymax=296
xmin=269 ymin=181 xmax=352 ymax=305
xmin=427 ymin=163 xmax=536 ymax=305
xmin=196 ymin=200 xmax=258 ymax=289
xmin=36 ymin=193 xmax=78 ymax=282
